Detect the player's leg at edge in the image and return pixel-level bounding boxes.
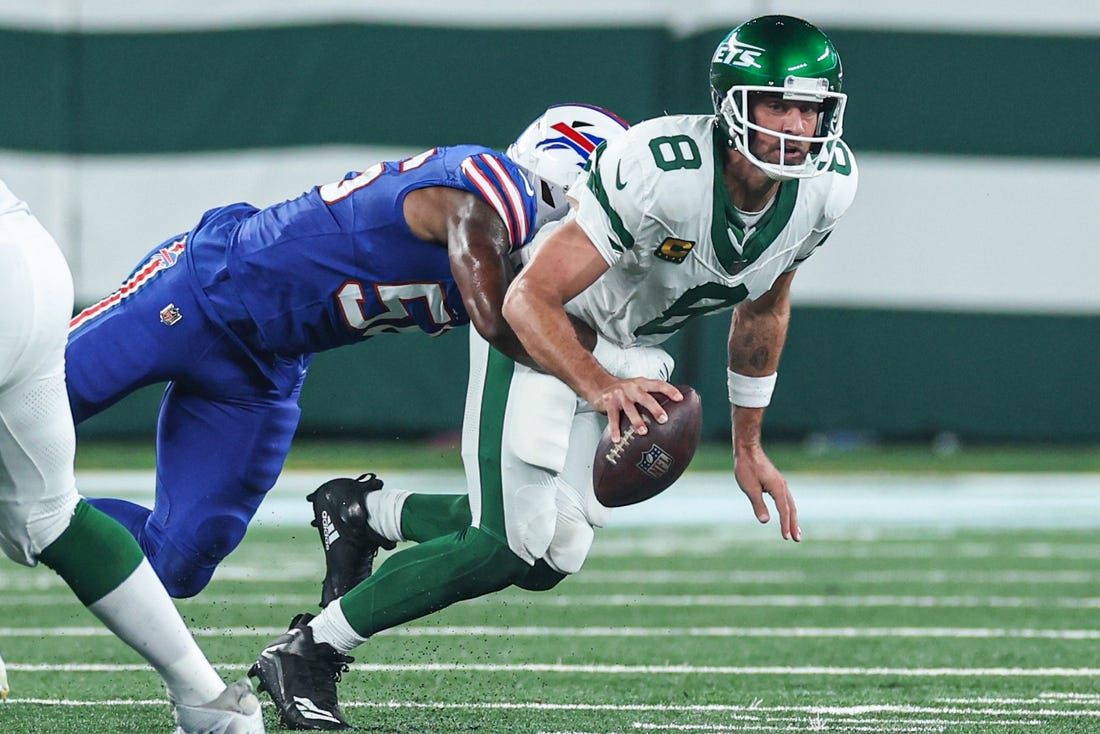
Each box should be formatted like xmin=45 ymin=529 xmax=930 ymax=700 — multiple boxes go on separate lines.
xmin=35 ymin=501 xmax=266 ymax=734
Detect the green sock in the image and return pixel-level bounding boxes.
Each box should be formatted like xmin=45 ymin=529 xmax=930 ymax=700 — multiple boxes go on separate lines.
xmin=38 ymin=500 xmax=145 ymax=606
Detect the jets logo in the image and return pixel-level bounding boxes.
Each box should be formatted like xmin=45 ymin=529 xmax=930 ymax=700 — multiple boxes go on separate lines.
xmin=712 ymin=33 xmax=765 ymax=69
xmin=655 ymin=238 xmax=694 ymax=264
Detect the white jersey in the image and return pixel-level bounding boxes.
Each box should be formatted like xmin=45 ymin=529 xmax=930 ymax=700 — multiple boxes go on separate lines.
xmin=565 ymin=114 xmax=858 ymax=347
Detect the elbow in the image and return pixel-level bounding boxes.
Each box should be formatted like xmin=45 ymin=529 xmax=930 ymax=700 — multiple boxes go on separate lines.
xmin=473 ymin=312 xmax=509 ymax=346
xmin=501 ymin=280 xmax=527 ymax=328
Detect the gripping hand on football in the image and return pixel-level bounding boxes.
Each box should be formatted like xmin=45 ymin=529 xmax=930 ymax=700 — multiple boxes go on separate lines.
xmin=593 ymin=377 xmax=682 ymax=445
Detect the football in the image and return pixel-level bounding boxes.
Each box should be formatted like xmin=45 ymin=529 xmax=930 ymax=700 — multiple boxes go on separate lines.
xmin=592 ymin=385 xmax=703 ymax=507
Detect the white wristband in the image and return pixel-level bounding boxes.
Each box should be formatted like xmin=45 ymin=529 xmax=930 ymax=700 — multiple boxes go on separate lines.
xmin=727 ymin=368 xmax=777 ymax=408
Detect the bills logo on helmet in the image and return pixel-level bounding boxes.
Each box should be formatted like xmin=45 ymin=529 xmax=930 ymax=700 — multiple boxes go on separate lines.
xmin=536 ymin=122 xmax=603 ymax=164
xmin=712 ymin=34 xmax=765 ymax=68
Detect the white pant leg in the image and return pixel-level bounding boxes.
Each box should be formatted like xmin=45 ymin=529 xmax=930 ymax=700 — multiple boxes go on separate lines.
xmin=462 ymin=327 xmax=673 ymax=572
xmin=0 ymin=207 xmax=80 ymax=566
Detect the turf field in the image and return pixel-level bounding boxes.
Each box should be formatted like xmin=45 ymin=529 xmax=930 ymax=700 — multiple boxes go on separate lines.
xmin=1 ymin=461 xmax=1098 ymax=733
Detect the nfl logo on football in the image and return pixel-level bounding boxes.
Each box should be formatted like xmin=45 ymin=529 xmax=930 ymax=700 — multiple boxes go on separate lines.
xmin=637 ymin=444 xmax=674 ymax=479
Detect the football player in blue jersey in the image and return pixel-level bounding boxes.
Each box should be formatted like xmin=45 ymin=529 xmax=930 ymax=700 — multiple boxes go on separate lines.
xmin=65 ymin=104 xmax=630 ymax=603
xmin=0 ymin=179 xmax=264 ymax=733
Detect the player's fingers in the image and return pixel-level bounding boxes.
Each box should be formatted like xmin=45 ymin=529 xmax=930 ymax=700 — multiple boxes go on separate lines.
xmin=636 ymin=379 xmax=682 ymax=407
xmin=607 ymin=404 xmax=624 ymax=444
xmin=771 ymin=486 xmax=800 ymax=542
xmin=625 ymin=381 xmax=678 ymax=426
xmin=745 ymin=486 xmax=771 ymax=524
xmin=787 ymin=493 xmax=801 ymax=542
xmin=621 ymin=400 xmax=649 ymax=435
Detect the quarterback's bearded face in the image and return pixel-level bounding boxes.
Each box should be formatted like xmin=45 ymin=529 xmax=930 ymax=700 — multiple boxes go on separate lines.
xmin=747 ymin=93 xmax=820 ymax=167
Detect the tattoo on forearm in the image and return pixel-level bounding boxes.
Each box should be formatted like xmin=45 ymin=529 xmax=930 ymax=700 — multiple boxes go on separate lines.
xmin=749 ymin=346 xmax=770 ymax=371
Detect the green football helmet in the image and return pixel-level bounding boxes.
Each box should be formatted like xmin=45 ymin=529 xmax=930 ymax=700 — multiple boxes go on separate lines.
xmin=710 ymin=15 xmax=847 ymax=180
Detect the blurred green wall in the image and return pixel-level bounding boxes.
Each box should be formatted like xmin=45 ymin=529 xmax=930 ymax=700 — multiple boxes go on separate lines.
xmin=6 ymin=19 xmax=1095 ymax=442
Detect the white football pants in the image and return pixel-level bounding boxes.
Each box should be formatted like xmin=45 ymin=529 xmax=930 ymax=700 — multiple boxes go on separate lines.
xmin=460 ymin=327 xmax=673 ymax=574
xmin=0 ymin=199 xmax=81 ymax=565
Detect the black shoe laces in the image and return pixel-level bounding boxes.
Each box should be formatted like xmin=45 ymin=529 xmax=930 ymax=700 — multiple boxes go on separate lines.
xmin=310 ymin=646 xmax=355 ymax=694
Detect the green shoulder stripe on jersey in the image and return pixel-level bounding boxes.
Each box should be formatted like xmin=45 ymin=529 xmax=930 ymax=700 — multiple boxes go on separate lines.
xmin=709 ymin=134 xmax=799 ymax=274
xmin=586 ymin=157 xmax=634 ymax=251
xmin=37 ymin=500 xmax=145 ymax=606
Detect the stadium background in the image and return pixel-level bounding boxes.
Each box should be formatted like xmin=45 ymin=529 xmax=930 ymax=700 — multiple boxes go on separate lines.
xmin=2 ymin=0 xmax=1097 ymax=443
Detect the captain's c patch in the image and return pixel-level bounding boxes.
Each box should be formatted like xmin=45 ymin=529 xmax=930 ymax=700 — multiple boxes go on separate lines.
xmin=655 ymin=238 xmax=694 ymax=263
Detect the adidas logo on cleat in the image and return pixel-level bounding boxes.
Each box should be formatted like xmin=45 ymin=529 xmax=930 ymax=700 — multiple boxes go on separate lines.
xmin=319 ymin=510 xmax=340 ymax=550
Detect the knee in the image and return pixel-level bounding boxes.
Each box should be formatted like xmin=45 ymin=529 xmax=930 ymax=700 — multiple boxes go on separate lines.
xmin=515 ymin=560 xmax=568 ymax=592
xmin=502 ymin=481 xmax=558 ymax=565
xmin=545 ymin=509 xmax=594 ymax=576
xmin=151 ymin=542 xmax=215 ymax=598
xmin=461 ymin=527 xmax=534 ymax=589
xmin=0 ymin=493 xmax=78 ymax=567
xmin=150 ymin=513 xmax=247 ymax=598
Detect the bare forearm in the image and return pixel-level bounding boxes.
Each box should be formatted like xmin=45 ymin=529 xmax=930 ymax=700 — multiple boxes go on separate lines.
xmin=728 ymin=304 xmax=789 ymax=376
xmin=727 ymin=274 xmax=793 ymax=448
xmin=503 ymin=279 xmax=610 ymax=401
xmin=474 ymin=309 xmax=596 ymax=371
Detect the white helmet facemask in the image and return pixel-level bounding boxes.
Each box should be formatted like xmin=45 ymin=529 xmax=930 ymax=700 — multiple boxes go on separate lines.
xmin=719 ymin=76 xmax=847 ymax=181
xmin=506 ymin=103 xmax=630 ymax=229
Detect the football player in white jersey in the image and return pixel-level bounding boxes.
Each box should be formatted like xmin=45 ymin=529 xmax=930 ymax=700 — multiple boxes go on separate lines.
xmin=252 ymin=16 xmax=857 ymax=730
xmin=509 ymin=14 xmax=857 ymax=541
xmin=0 ymin=180 xmax=264 ymax=733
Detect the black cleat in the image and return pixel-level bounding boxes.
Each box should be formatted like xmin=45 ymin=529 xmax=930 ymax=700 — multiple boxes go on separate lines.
xmin=308 ymin=473 xmax=397 ymax=608
xmin=249 ymin=613 xmax=354 ymax=731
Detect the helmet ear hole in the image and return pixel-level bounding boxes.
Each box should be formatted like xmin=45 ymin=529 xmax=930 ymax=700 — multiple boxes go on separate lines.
xmin=540 ymin=179 xmax=557 ymax=208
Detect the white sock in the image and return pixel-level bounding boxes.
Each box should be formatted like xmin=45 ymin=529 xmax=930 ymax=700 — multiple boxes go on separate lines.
xmin=87 ymin=560 xmax=225 ymax=705
xmin=365 ymin=487 xmax=411 ymax=542
xmin=310 ymin=600 xmax=369 ymax=654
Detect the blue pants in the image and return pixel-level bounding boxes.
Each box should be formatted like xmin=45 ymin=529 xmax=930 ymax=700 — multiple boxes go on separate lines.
xmin=66 ymin=235 xmax=307 ymax=597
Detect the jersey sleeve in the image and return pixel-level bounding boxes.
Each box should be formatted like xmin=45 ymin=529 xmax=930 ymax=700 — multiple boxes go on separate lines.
xmin=786 ymin=141 xmax=859 ymax=271
xmin=457 ymin=151 xmax=537 ymax=250
xmin=568 ymin=132 xmax=655 ymax=267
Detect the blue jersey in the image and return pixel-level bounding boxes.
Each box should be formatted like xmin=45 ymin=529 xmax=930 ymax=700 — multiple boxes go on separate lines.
xmin=187 ymin=145 xmax=538 ymax=356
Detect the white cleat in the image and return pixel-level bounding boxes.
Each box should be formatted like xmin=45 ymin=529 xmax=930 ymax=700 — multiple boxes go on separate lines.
xmin=174 ymin=678 xmax=265 ymax=734
xmin=0 ymin=652 xmax=9 ymax=701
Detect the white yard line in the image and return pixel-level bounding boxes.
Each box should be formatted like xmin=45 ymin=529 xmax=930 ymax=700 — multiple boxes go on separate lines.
xmin=3 ymin=625 xmax=1100 ymax=640
xmin=6 ymin=591 xmax=1100 ymax=609
xmin=8 ymin=662 xmax=1100 ymax=677
xmin=7 ymin=694 xmax=1093 ymax=730
xmin=8 ymin=566 xmax=1100 ymax=589
xmin=522 ymin=594 xmax=1100 ymax=608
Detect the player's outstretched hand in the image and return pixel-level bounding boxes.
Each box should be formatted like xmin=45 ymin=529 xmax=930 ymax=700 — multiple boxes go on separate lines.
xmin=734 ymin=445 xmax=801 ymax=541
xmin=593 ymin=378 xmax=682 ymax=444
